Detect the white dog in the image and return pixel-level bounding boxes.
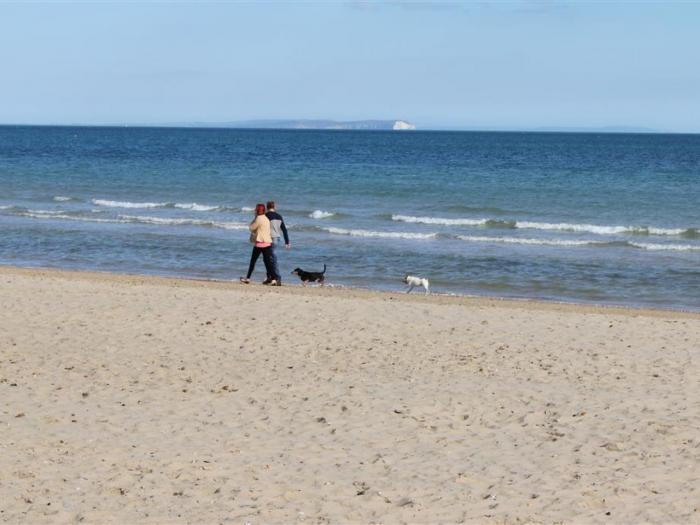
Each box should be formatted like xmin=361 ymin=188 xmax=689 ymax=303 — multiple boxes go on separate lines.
xmin=403 ymin=274 xmax=430 ymax=295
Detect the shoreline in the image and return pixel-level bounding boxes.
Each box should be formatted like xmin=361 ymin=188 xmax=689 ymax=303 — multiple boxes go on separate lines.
xmin=2 ymin=263 xmax=699 ymax=320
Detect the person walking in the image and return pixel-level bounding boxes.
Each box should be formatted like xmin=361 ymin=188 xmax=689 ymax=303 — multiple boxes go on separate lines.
xmin=240 ymin=203 xmax=280 ymax=285
xmin=264 ymin=200 xmax=290 ymax=285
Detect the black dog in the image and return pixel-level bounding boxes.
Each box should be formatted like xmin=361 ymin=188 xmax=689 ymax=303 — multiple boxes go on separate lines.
xmin=291 ymin=264 xmax=326 ymax=286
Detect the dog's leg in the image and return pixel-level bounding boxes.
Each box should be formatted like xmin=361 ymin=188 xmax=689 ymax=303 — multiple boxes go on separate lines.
xmin=424 ymin=285 xmax=430 ymax=296
xmin=406 ymin=284 xmax=414 ymax=294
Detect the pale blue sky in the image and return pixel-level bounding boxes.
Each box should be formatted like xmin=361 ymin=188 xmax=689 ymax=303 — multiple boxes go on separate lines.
xmin=1 ymin=1 xmax=699 ymax=132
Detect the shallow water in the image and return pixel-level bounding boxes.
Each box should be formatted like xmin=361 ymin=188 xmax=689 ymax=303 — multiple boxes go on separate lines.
xmin=1 ymin=126 xmax=699 ymax=309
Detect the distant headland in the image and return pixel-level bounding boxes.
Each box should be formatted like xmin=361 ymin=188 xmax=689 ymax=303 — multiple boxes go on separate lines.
xmin=165 ymin=119 xmax=417 ymax=131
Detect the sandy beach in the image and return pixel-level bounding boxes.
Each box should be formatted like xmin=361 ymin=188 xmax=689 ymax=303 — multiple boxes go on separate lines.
xmin=1 ymin=266 xmax=699 ymax=524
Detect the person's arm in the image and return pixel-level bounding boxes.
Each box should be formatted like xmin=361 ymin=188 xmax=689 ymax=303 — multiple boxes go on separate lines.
xmin=281 ymin=218 xmax=290 ymax=246
xmin=249 ymin=216 xmax=259 ymax=233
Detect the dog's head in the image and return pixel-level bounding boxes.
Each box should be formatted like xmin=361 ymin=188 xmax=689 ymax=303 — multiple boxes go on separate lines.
xmin=291 ymin=268 xmax=302 ymax=276
xmin=403 ymin=274 xmax=410 ymax=284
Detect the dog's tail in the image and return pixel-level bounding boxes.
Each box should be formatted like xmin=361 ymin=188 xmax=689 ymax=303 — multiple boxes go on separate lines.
xmin=321 ymin=264 xmax=327 ymax=274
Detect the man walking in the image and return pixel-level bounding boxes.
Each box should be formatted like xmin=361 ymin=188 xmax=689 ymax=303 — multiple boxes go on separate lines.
xmin=264 ymin=201 xmax=290 ymax=285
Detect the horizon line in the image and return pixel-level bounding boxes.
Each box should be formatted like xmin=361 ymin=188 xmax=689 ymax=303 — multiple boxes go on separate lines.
xmin=1 ymin=122 xmax=696 ymax=135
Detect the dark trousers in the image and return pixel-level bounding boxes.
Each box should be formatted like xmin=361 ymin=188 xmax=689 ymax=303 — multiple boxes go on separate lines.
xmin=268 ymin=239 xmax=282 ymax=281
xmin=246 ymin=245 xmax=279 ymax=281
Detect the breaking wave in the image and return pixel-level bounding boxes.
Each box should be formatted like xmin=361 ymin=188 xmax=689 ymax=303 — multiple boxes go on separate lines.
xmin=457 ymin=235 xmax=595 ymax=247
xmin=92 ymin=199 xmax=166 ymax=209
xmin=14 ymin=210 xmax=122 ymax=224
xmin=117 ymin=215 xmax=248 ymax=230
xmin=71 ymin=200 xmax=338 ymax=218
xmin=92 ymin=199 xmax=220 ymax=212
xmin=628 ymin=242 xmax=700 ymax=252
xmin=8 ymin=208 xmax=248 ymax=230
xmin=309 ymin=210 xmax=336 ymax=219
xmin=173 ymin=203 xmax=219 ymax=212
xmin=392 ymin=215 xmax=696 ymax=237
xmin=392 ymin=215 xmax=514 ymax=228
xmin=456 ymin=235 xmax=700 ymax=251
xmin=322 ymin=227 xmax=436 ymax=240
xmin=516 ymin=221 xmax=691 ymax=236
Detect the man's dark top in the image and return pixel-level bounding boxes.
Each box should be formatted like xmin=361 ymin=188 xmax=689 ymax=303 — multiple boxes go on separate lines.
xmin=265 ymin=210 xmax=289 ymax=245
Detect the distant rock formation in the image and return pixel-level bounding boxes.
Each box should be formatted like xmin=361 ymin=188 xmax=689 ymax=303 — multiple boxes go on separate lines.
xmin=392 ymin=120 xmax=416 ymax=130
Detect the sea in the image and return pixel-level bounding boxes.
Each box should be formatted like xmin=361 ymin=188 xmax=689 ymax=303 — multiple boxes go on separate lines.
xmin=1 ymin=125 xmax=699 ymax=310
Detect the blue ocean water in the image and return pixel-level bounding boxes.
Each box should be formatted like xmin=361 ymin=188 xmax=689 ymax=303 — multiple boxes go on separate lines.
xmin=1 ymin=125 xmax=699 ymax=310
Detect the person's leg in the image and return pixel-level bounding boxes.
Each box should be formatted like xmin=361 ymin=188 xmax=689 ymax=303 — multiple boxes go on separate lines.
xmin=271 ymin=243 xmax=281 ymax=282
xmin=262 ymin=242 xmax=276 ymax=283
xmin=260 ymin=246 xmax=271 ymax=282
xmin=262 ymin=246 xmax=280 ymax=283
xmin=246 ymin=247 xmax=262 ymax=279
xmin=268 ymin=240 xmax=280 ymax=282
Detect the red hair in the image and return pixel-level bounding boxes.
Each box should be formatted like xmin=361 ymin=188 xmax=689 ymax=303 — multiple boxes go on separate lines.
xmin=255 ymin=203 xmax=266 ymax=215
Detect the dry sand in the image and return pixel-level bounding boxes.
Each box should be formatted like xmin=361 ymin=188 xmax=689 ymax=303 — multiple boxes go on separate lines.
xmin=1 ymin=266 xmax=699 ymax=524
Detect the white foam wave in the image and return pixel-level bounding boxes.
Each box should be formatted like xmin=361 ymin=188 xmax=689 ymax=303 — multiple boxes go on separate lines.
xmin=392 ymin=214 xmax=488 ymax=226
xmin=309 ymin=210 xmax=336 ymax=219
xmin=515 ymin=221 xmax=627 ymax=235
xmin=92 ymin=199 xmax=166 ymax=209
xmin=92 ymin=199 xmax=225 ymax=212
xmin=53 ymin=196 xmax=74 ymax=202
xmin=13 ymin=209 xmax=248 ymax=230
xmin=645 ymin=227 xmax=688 ymax=236
xmin=629 ymin=242 xmax=700 ymax=252
xmin=457 ymin=235 xmax=595 ymax=247
xmin=241 ymin=206 xmax=254 ymax=212
xmin=173 ymin=203 xmax=219 ymax=212
xmin=518 ymin=221 xmax=691 ymax=236
xmin=392 ymin=214 xmax=691 ymax=236
xmin=24 ymin=209 xmax=79 ymax=217
xmin=118 ymin=215 xmax=247 ymax=230
xmin=456 ymin=235 xmax=700 ymax=252
xmin=19 ymin=211 xmax=118 ymax=223
xmin=323 ymin=227 xmax=436 ymax=240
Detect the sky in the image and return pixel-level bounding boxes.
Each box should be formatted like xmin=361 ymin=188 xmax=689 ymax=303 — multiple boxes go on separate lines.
xmin=1 ymin=1 xmax=699 ymax=132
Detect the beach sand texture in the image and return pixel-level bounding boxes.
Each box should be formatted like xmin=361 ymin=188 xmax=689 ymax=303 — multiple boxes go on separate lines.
xmin=1 ymin=267 xmax=699 ymax=524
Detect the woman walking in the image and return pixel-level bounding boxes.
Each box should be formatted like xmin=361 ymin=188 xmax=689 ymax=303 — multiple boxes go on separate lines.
xmin=240 ymin=203 xmax=281 ymax=285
